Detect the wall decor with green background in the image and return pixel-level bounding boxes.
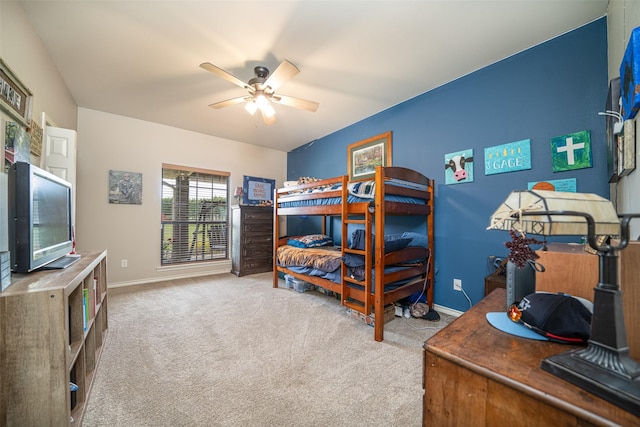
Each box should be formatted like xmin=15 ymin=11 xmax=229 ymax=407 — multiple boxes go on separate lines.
xmin=550 ymin=130 xmax=592 ymax=172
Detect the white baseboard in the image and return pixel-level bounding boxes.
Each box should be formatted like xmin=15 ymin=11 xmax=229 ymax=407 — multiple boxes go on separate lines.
xmin=109 ymin=271 xmax=466 ymax=320
xmin=433 ymin=303 xmax=463 ymax=318
xmin=109 ymin=264 xmax=231 ymax=288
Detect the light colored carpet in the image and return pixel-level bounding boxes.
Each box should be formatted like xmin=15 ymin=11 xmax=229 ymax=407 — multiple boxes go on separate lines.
xmin=82 ymin=273 xmax=454 ymax=426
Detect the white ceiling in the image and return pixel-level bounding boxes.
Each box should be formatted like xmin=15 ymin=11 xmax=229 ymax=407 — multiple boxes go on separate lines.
xmin=19 ymin=0 xmax=608 ymax=152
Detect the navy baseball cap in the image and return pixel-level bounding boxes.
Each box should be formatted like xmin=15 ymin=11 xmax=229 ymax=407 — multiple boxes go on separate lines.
xmin=486 ymin=292 xmax=592 ymax=344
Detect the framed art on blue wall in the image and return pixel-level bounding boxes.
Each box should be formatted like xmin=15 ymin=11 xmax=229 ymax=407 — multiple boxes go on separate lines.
xmin=444 ymin=149 xmax=474 ymax=185
xmin=528 ymin=178 xmax=577 ymax=192
xmin=550 ymin=130 xmax=592 ymax=172
xmin=348 ymin=131 xmax=392 ymax=181
xmin=484 ymin=139 xmax=531 ymax=175
xmin=243 ymin=175 xmax=275 ymax=205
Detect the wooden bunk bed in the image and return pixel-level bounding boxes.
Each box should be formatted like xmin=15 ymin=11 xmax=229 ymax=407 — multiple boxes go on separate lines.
xmin=272 ymin=166 xmax=435 ymax=342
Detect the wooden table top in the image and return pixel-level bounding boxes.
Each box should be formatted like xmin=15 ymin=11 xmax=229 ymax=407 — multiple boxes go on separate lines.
xmin=424 ymin=288 xmax=640 ymax=426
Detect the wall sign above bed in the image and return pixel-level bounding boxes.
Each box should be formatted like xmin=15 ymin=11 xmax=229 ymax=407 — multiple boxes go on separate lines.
xmin=243 ymin=175 xmax=275 ymax=205
xmin=348 ymin=131 xmax=392 ymax=181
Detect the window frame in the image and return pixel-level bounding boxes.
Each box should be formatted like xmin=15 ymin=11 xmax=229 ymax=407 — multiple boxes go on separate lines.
xmin=160 ymin=163 xmax=230 ymax=266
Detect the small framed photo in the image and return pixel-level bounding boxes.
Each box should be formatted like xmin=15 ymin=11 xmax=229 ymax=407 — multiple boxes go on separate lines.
xmin=347 ymin=131 xmax=392 ymax=181
xmin=108 ymin=170 xmax=142 ymax=205
xmin=0 ymin=58 xmax=33 ymax=128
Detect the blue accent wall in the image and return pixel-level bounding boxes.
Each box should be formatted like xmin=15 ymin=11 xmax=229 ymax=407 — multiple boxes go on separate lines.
xmin=287 ymin=18 xmax=609 ymax=312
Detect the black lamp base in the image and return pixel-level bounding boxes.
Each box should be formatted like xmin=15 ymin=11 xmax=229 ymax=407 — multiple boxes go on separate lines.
xmin=541 ymin=348 xmax=640 ymax=417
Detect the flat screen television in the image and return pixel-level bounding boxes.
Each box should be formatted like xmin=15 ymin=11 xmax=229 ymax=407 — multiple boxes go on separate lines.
xmin=8 ymin=161 xmax=76 ymax=273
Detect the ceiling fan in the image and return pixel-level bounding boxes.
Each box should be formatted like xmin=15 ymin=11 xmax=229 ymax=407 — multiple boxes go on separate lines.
xmin=200 ymin=60 xmax=319 ymax=125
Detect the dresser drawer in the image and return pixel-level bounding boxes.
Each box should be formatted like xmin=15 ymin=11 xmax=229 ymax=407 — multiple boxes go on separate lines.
xmin=242 ymin=244 xmax=272 ymax=258
xmin=241 ymin=234 xmax=273 ymax=246
xmin=241 ymin=222 xmax=273 ymax=235
xmin=241 ymin=209 xmax=273 ymax=222
xmin=240 ymin=259 xmax=272 ymax=274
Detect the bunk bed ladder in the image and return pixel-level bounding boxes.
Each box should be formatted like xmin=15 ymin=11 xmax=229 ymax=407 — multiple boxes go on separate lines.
xmin=341 ymin=212 xmax=373 ymax=316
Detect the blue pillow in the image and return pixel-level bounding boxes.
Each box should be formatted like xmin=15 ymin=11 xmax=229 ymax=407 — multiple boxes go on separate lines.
xmin=384 ymin=234 xmax=412 ymax=253
xmin=402 ymin=232 xmax=429 ymax=248
xmin=343 ymin=253 xmax=365 ymax=267
xmin=287 ymin=234 xmax=334 ymax=248
xmin=349 ymin=229 xmax=412 ymax=253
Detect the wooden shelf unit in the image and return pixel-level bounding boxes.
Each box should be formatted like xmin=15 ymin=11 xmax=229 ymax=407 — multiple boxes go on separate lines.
xmin=0 ymin=250 xmax=108 ymax=426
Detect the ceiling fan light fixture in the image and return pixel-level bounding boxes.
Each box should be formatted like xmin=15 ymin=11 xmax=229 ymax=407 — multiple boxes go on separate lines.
xmin=255 ymin=94 xmax=269 ymax=108
xmin=261 ymin=102 xmax=276 ymax=118
xmin=244 ymin=101 xmax=258 ymax=115
xmin=202 ymin=59 xmax=317 ymax=124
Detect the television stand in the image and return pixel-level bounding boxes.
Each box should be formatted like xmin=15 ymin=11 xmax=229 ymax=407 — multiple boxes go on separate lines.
xmin=0 ymin=250 xmax=108 ymax=426
xmin=42 ymin=253 xmax=81 ymax=270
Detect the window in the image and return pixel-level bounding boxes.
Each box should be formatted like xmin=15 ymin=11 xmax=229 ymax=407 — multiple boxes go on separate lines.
xmin=161 ymin=164 xmax=230 ymax=265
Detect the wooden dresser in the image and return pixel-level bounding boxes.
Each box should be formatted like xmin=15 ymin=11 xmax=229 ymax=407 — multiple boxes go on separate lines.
xmin=423 ymin=288 xmax=640 ymax=426
xmin=231 ymin=205 xmax=274 ymax=276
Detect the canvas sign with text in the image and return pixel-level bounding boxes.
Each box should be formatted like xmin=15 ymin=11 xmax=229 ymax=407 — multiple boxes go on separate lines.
xmin=484 ymin=139 xmax=531 ymax=175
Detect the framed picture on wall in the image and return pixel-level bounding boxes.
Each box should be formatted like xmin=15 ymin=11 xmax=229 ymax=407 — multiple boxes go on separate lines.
xmin=444 ymin=149 xmax=474 ymax=185
xmin=347 ymin=131 xmax=392 ymax=181
xmin=243 ymin=175 xmax=275 ymax=205
xmin=0 ymin=58 xmax=33 ymax=129
xmin=108 ymin=170 xmax=142 ymax=205
xmin=604 ymin=77 xmax=621 ymax=183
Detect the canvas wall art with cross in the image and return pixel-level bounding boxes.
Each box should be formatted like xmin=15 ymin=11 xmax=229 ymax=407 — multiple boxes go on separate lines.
xmin=550 ymin=130 xmax=592 ymax=172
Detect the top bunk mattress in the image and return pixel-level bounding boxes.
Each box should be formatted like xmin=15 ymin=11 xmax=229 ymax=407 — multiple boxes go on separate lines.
xmin=277 ymin=179 xmax=428 ymax=208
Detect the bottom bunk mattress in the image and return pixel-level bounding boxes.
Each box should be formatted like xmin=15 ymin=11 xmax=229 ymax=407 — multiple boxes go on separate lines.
xmin=276 ymin=233 xmax=430 ymax=290
xmin=276 ymin=244 xmax=343 ymax=283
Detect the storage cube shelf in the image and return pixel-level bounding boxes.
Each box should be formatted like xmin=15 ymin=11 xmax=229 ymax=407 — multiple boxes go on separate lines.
xmin=0 ymin=250 xmax=108 ymax=426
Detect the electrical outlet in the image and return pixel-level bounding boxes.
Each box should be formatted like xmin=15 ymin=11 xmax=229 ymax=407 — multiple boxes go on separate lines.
xmin=121 ymin=259 xmax=128 ymax=268
xmin=453 ymin=278 xmax=462 ymax=291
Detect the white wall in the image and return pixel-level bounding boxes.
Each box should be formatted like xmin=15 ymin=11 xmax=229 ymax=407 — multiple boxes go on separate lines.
xmin=0 ymin=2 xmax=77 ymax=251
xmin=0 ymin=2 xmax=287 ymax=286
xmin=608 ymin=0 xmax=640 ymax=238
xmin=0 ymin=2 xmax=77 ymax=130
xmin=76 ymin=108 xmax=286 ymax=286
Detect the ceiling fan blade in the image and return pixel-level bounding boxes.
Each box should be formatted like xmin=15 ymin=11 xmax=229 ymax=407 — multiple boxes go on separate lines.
xmin=272 ymin=94 xmax=319 ymax=112
xmin=208 ymin=96 xmax=250 ymax=109
xmin=200 ymin=62 xmax=249 ymax=89
xmin=264 ymin=60 xmax=299 ymax=91
xmin=261 ymin=109 xmax=277 ymax=126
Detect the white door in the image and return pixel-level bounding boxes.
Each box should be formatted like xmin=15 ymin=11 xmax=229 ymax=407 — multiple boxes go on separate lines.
xmin=41 ymin=126 xmax=77 ymax=228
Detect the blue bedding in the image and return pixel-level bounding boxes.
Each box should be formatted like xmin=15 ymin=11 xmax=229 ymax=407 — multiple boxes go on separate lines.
xmin=278 ymin=179 xmax=427 ymax=208
xmin=282 ymin=264 xmax=416 ymax=290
